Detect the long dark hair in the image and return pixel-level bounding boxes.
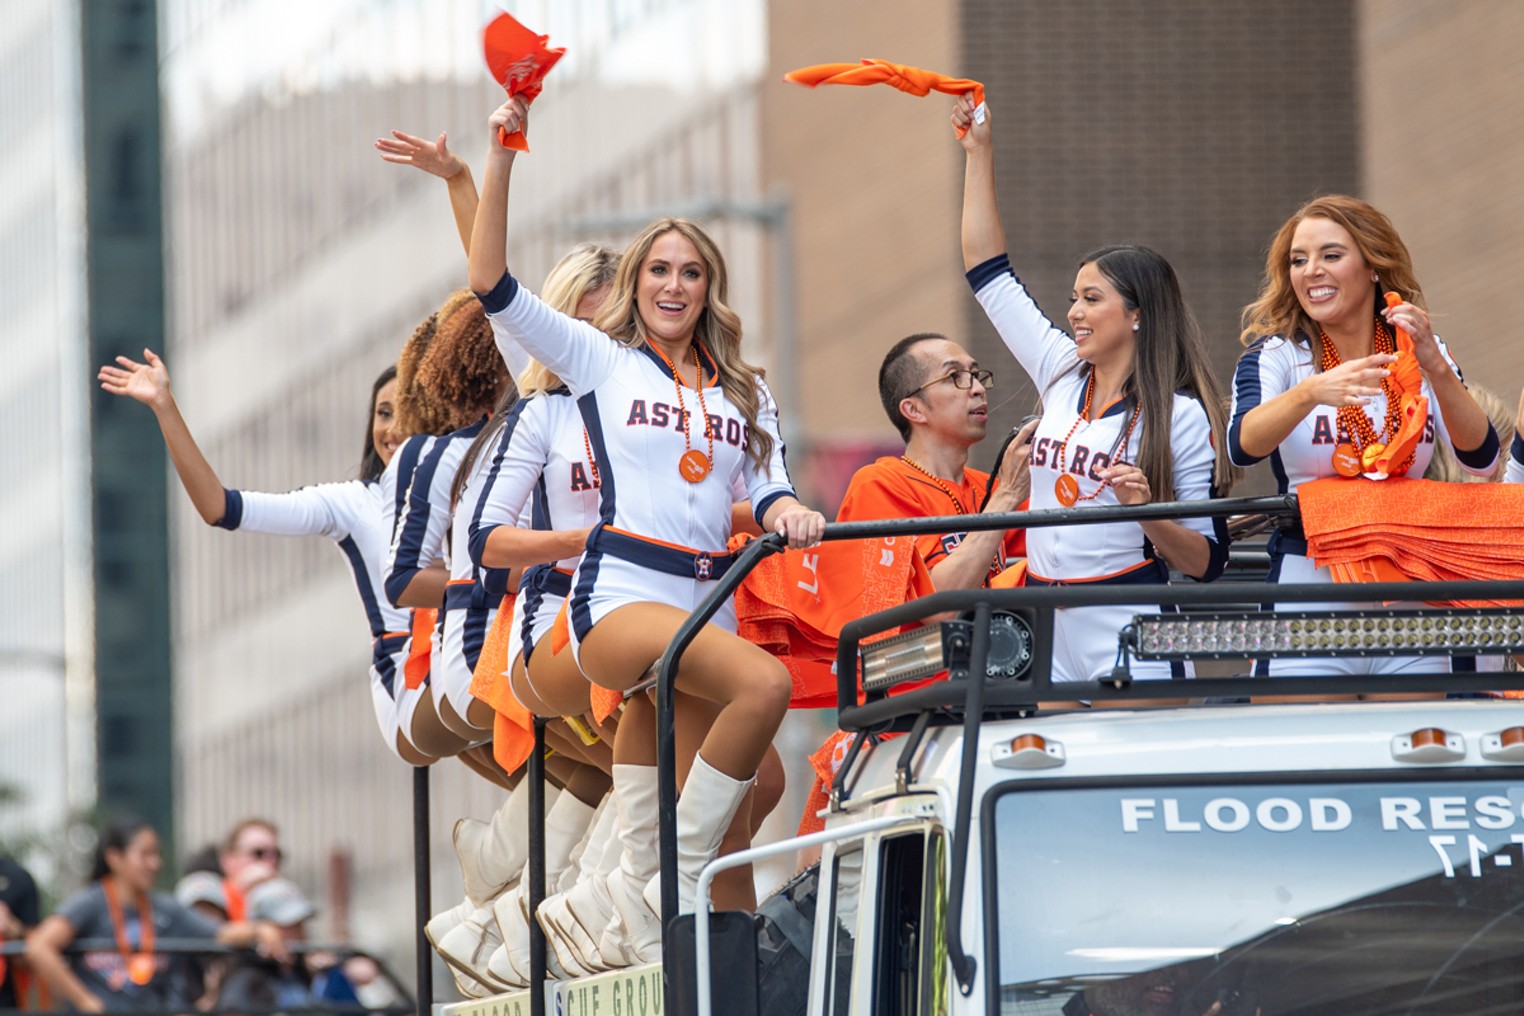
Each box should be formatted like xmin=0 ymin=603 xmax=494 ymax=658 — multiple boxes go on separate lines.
xmin=1069 ymin=245 xmax=1236 ymax=499
xmin=90 ymin=818 xmax=156 ymax=881
xmin=450 ymin=385 xmax=519 ymax=510
xmin=359 ymin=365 xmax=398 ymax=482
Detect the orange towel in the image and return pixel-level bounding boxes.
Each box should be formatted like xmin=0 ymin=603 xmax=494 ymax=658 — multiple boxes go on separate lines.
xmin=403 ymin=608 xmax=437 ymax=691
xmin=468 ymin=593 xmax=519 ymax=715
xmin=543 ymin=600 xmax=622 ymax=722
xmin=492 ymin=705 xmax=536 ymax=775
xmin=735 ymin=532 xmax=936 ymax=707
xmin=482 ymin=13 xmax=564 ymax=151
xmin=1363 ymin=291 xmax=1428 ymax=478
xmin=784 ymin=59 xmax=985 ymax=138
xmin=1300 ymin=477 xmax=1524 ymax=607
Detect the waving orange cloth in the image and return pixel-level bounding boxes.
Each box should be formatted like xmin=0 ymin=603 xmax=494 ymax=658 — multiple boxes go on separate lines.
xmin=1300 ymin=477 xmax=1524 ymax=607
xmin=1361 ymin=291 xmax=1429 ymax=477
xmin=402 ymin=608 xmax=437 ymax=691
xmin=784 ymin=59 xmax=985 ymax=138
xmin=483 ymin=13 xmax=564 ymax=151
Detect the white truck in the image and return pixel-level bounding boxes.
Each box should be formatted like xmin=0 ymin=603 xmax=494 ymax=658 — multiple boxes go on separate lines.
xmin=434 ymin=500 xmax=1524 ymax=1016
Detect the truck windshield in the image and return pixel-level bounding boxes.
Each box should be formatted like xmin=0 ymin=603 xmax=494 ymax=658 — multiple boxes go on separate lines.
xmin=987 ymin=775 xmax=1524 ymax=1016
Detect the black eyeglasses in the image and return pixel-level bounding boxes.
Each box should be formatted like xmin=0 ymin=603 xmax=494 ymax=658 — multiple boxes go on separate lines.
xmin=247 ymin=846 xmax=285 ymax=863
xmin=911 ymin=368 xmax=995 ymax=396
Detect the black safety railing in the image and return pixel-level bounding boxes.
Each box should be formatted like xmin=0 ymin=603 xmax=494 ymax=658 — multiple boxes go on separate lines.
xmin=648 ymin=494 xmax=1300 ymax=971
xmin=0 ymin=939 xmax=414 ymax=1016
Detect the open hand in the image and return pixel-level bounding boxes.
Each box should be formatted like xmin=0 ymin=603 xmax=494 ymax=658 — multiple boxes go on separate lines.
xmin=374 ymin=129 xmax=467 ymax=180
xmin=1301 ymin=352 xmax=1395 ymax=408
xmin=98 ymin=349 xmax=171 ymax=409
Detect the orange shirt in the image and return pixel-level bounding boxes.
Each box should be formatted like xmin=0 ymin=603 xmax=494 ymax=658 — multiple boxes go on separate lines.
xmin=836 ymin=457 xmax=1025 ymax=586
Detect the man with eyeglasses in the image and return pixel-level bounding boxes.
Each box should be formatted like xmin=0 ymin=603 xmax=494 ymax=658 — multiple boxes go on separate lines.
xmin=836 ymin=332 xmax=1033 ymax=590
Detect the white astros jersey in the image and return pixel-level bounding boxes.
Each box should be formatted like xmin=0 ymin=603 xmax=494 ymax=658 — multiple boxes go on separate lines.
xmin=479 ymin=271 xmax=795 ymax=648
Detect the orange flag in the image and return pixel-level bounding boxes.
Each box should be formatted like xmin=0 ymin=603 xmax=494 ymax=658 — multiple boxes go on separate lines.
xmin=482 ymin=13 xmax=565 ymax=151
xmin=403 ymin=608 xmax=437 ymax=691
xmin=784 ymin=59 xmax=985 ymax=137
xmin=468 ymin=593 xmax=519 ymax=716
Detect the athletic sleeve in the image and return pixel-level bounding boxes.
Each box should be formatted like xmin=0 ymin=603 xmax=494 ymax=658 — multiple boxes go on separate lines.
xmin=1507 ymin=432 xmax=1524 ymax=485
xmin=1169 ymin=396 xmax=1229 ymax=582
xmin=966 ymin=253 xmax=1080 ymax=393
xmin=488 ymin=312 xmax=533 ymax=381
xmin=468 ymin=398 xmax=544 ymax=571
xmin=55 ymin=886 xmax=105 ymax=936
xmin=213 ymin=481 xmax=365 ymax=541
xmin=744 ymin=378 xmax=799 ymax=526
xmin=476 ymin=272 xmax=620 ymax=397
xmin=836 ymin=464 xmax=948 ymax=566
xmin=1427 ymin=335 xmax=1500 ymax=477
xmin=1227 ymin=336 xmax=1292 ymax=468
xmin=386 ymin=435 xmax=461 ymax=607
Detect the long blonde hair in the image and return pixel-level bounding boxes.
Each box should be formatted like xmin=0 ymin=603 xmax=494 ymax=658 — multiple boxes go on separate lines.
xmin=591 ymin=218 xmax=775 ymax=472
xmin=517 ymin=243 xmax=621 ymax=396
xmin=1239 ymin=195 xmax=1425 ymax=356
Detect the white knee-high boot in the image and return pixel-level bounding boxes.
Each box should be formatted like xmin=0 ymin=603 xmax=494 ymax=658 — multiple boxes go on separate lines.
xmin=487 ymin=790 xmax=602 ymax=986
xmin=454 ymin=782 xmax=556 ymax=907
xmin=537 ymin=782 xmax=626 ymax=976
xmin=642 ymin=753 xmax=752 ymax=916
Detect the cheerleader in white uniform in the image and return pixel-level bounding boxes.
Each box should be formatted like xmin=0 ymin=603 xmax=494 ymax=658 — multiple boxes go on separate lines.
xmin=1229 ymin=195 xmax=1498 ymax=677
xmin=468 ymin=98 xmax=824 ymax=961
xmin=98 ymin=354 xmax=432 ymax=764
xmin=954 ymin=94 xmax=1235 ymax=683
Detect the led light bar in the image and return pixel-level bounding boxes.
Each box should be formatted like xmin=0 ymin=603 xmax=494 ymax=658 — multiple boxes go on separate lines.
xmin=860 ymin=613 xmax=1036 ymax=692
xmin=1127 ymin=609 xmax=1524 ymax=661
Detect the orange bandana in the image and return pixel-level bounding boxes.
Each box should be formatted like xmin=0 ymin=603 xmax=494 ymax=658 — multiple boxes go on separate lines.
xmin=784 ymin=59 xmax=985 ymax=138
xmin=483 ymin=13 xmax=565 ymax=152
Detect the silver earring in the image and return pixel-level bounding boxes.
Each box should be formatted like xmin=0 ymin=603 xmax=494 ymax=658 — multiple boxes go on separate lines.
xmin=1132 ymin=322 xmax=1140 ymax=332
xmin=1371 ymin=272 xmax=1379 ymax=283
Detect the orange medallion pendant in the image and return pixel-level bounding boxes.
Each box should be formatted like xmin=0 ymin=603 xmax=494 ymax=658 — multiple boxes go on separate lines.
xmin=679 ymin=449 xmax=712 ymax=483
xmin=128 ymin=954 xmax=156 ymax=986
xmin=1054 ymin=474 xmax=1080 ymax=507
xmin=1331 ymin=443 xmax=1363 ymax=478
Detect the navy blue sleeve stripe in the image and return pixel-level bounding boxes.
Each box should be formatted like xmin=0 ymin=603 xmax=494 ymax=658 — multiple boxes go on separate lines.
xmin=964 ymin=253 xmax=1011 ymax=294
xmin=214 ymin=489 xmax=243 ymax=530
xmin=476 ymin=271 xmax=519 ymax=315
xmin=1227 ymin=345 xmax=1267 ymax=467
xmin=385 ymin=439 xmax=450 ymax=606
xmin=752 ymin=488 xmax=797 ymax=527
xmin=1198 ymin=487 xmax=1230 ymax=583
xmin=1512 ymin=432 xmax=1524 ymax=467
xmin=468 ymin=524 xmax=500 ymax=572
xmin=1454 ymin=422 xmax=1501 ymax=470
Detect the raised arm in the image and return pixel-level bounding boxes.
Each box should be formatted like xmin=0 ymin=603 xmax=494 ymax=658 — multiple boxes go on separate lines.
xmin=467 ymin=99 xmax=525 ymax=296
xmin=954 ymin=93 xmax=1005 ymax=272
xmin=374 ymin=129 xmax=478 ymax=257
xmin=98 ymin=349 xmax=228 ymax=526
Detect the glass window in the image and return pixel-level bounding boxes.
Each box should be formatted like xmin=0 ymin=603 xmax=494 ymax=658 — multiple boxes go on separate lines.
xmin=824 ymin=843 xmax=863 ymax=1016
xmin=987 ymin=775 xmax=1524 ymax=1015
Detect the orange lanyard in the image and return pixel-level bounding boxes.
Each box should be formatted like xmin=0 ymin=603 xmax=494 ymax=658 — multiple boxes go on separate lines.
xmin=102 ymin=879 xmax=156 ymax=986
xmin=648 ymin=342 xmax=715 ymax=482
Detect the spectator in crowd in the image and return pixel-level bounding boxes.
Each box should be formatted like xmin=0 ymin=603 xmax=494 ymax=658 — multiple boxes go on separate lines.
xmin=26 ymin=819 xmax=285 ymax=1013
xmin=0 ymin=852 xmax=40 ymax=1009
xmin=217 ymin=819 xmax=284 ymax=922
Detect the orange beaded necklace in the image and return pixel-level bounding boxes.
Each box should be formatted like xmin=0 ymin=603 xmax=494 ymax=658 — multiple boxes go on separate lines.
xmin=1318 ymin=318 xmax=1413 ymax=477
xmin=649 ymin=342 xmax=714 ymax=483
xmin=1053 ymin=373 xmax=1141 ymax=507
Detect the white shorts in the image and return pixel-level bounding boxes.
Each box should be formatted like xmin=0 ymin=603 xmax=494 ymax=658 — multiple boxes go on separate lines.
xmin=1052 ymin=603 xmax=1187 ymax=683
xmin=437 ymin=605 xmax=498 ymax=722
xmin=566 ymin=549 xmax=737 ymax=673
xmin=369 ymin=637 xmax=429 ymax=762
xmin=1261 ymin=553 xmax=1444 ymax=677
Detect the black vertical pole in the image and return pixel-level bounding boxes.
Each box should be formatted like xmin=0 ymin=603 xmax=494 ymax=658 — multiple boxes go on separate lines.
xmin=413 ymin=765 xmax=432 ymax=1016
xmin=529 ymin=719 xmax=548 ymax=1016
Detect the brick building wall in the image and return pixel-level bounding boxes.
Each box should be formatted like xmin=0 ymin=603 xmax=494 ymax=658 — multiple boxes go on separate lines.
xmin=1360 ymin=0 xmax=1524 ymax=421
xmin=962 ymin=0 xmax=1359 ymax=491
